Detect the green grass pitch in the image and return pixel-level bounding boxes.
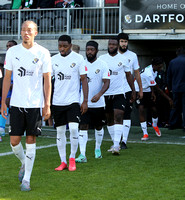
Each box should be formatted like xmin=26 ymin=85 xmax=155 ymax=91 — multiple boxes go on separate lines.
xmin=0 ymin=126 xmax=185 ymax=200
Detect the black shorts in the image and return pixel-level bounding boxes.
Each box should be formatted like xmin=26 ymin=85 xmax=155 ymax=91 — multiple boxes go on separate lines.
xmin=80 ymin=107 xmax=105 ymax=127
xmin=9 ymin=106 xmax=42 ymax=136
xmin=135 ymin=92 xmax=156 ymax=108
xmin=124 ymin=91 xmax=133 ymax=119
xmin=52 ymin=103 xmax=81 ymax=127
xmin=104 ymin=94 xmax=126 ymax=113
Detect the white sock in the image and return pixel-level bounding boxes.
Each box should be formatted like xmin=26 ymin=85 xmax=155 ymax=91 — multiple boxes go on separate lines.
xmin=69 ymin=122 xmax=79 ymax=159
xmin=23 ymin=143 xmax=36 ymax=183
xmin=11 ymin=142 xmax=25 ymax=165
xmin=79 ymin=130 xmax=88 ymax=156
xmin=95 ymin=128 xmax=104 ymax=150
xmin=107 ymin=125 xmax=114 ymax=141
xmin=56 ymin=125 xmax=67 ymax=164
xmin=122 ymin=120 xmax=131 ymax=144
xmin=152 ymin=117 xmax=158 ymax=127
xmin=114 ymin=124 xmax=123 ymax=147
xmin=140 ymin=122 xmax=148 ymax=135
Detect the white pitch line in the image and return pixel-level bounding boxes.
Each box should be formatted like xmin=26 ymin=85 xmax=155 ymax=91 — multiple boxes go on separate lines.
xmin=1 ymin=139 xmax=185 ymax=157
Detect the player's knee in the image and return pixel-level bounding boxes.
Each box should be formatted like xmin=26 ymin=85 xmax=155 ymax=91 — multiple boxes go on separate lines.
xmin=69 ymin=122 xmax=79 ymax=135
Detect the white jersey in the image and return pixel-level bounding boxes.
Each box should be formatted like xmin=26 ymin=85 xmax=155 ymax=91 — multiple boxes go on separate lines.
xmin=4 ymin=43 xmax=52 ymax=108
xmin=134 ymin=65 xmax=157 ymax=92
xmin=81 ymin=58 xmax=110 ymax=108
xmin=120 ymin=50 xmax=140 ymax=93
xmin=52 ymin=51 xmax=87 ymax=106
xmin=99 ymin=53 xmax=130 ymax=96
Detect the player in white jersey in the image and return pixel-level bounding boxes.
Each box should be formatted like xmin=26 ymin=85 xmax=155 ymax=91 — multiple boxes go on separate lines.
xmin=1 ymin=21 xmax=52 ymax=191
xmin=134 ymin=57 xmax=173 ymax=140
xmin=99 ymin=37 xmax=136 ymax=155
xmin=52 ymin=35 xmax=88 ymax=171
xmin=75 ymin=41 xmax=110 ymax=163
xmin=118 ymin=33 xmax=143 ymax=149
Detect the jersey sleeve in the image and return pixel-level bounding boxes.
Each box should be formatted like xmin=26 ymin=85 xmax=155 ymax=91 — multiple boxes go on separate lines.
xmin=132 ymin=53 xmax=140 ymax=71
xmin=42 ymin=49 xmax=52 ymax=73
xmin=145 ymin=73 xmax=156 ymax=87
xmin=4 ymin=49 xmax=13 ymax=71
xmin=102 ymin=61 xmax=110 ymax=79
xmin=79 ymin=57 xmax=88 ymax=75
xmin=123 ymin=58 xmax=131 ymax=72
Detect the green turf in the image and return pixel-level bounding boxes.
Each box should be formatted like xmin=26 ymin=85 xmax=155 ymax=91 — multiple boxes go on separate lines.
xmin=0 ymin=126 xmax=185 ymax=200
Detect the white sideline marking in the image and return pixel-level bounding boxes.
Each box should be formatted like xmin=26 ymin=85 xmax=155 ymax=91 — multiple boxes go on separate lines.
xmin=0 ymin=143 xmax=57 ymax=157
xmin=1 ymin=139 xmax=185 ymax=157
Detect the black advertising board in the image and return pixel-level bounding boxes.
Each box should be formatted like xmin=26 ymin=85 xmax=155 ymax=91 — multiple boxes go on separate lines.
xmin=122 ymin=0 xmax=185 ymax=29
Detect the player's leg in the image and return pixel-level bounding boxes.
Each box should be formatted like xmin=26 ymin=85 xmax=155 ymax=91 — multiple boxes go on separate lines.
xmin=151 ymin=105 xmax=161 ymax=137
xmin=53 ymin=105 xmax=68 ymax=171
xmin=76 ymin=110 xmax=89 ymax=163
xmin=9 ymin=107 xmax=26 ymax=184
xmin=121 ymin=91 xmax=132 ymax=149
xmin=94 ymin=108 xmax=105 ymax=158
xmin=21 ymin=107 xmax=42 ymax=191
xmin=68 ymin=103 xmax=81 ymax=171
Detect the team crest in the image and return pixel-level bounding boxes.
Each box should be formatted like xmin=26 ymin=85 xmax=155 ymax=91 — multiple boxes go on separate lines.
xmin=70 ymin=63 xmax=76 ymax=68
xmin=95 ymin=69 xmax=100 ymax=74
xmin=32 ymin=58 xmax=39 ymax=64
xmin=118 ymin=62 xmax=122 ymax=67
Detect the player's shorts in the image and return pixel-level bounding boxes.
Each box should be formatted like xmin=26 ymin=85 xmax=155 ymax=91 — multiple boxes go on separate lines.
xmin=9 ymin=106 xmax=42 ymax=136
xmin=80 ymin=107 xmax=105 ymax=127
xmin=135 ymin=92 xmax=156 ymax=108
xmin=124 ymin=91 xmax=133 ymax=119
xmin=52 ymin=103 xmax=81 ymax=127
xmin=104 ymin=94 xmax=126 ymax=113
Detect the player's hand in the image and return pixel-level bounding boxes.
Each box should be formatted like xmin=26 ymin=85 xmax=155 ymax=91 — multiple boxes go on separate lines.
xmin=151 ymin=93 xmax=156 ymax=102
xmin=130 ymin=91 xmax=136 ymax=103
xmin=168 ymin=98 xmax=173 ymax=108
xmin=81 ymin=101 xmax=88 ymax=115
xmin=91 ymin=94 xmax=100 ymax=103
xmin=137 ymin=90 xmax=143 ymax=100
xmin=1 ymin=103 xmax=8 ymax=120
xmin=42 ymin=105 xmax=51 ymax=121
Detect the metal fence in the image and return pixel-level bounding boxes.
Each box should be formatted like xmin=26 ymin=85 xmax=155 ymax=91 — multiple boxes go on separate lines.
xmin=0 ymin=7 xmax=120 ymax=39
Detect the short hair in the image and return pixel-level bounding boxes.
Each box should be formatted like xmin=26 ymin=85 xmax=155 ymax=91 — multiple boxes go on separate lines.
xmin=109 ymin=36 xmax=119 ymax=42
xmin=58 ymin=35 xmax=72 ymax=44
xmin=176 ymin=46 xmax=185 ymax=55
xmin=22 ymin=20 xmax=38 ymax=31
xmin=7 ymin=40 xmax=17 ymax=45
xmin=117 ymin=33 xmax=129 ymax=41
xmin=151 ymin=57 xmax=164 ymax=65
xmin=86 ymin=41 xmax=98 ymax=50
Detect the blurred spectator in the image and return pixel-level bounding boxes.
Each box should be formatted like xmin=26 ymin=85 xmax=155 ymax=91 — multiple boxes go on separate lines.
xmin=36 ymin=0 xmax=55 ymax=8
xmin=72 ymin=44 xmax=80 ymax=53
xmin=11 ymin=0 xmax=22 ymax=9
xmin=167 ymin=46 xmax=185 ymax=131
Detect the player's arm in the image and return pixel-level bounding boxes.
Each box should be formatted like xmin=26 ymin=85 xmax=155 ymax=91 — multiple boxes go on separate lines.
xmin=154 ymin=84 xmax=173 ymax=107
xmin=43 ymin=72 xmax=51 ymax=121
xmin=80 ymin=74 xmax=88 ymax=115
xmin=125 ymin=71 xmax=136 ymax=103
xmin=91 ymin=79 xmax=110 ymax=103
xmin=134 ymin=69 xmax=143 ymax=99
xmin=1 ymin=69 xmax=12 ymax=119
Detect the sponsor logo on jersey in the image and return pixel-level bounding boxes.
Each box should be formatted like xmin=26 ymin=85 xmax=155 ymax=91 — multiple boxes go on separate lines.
xmin=109 ymin=69 xmax=118 ymax=75
xmin=18 ymin=67 xmax=34 ymax=77
xmin=108 ymin=71 xmax=110 ymax=76
xmin=32 ymin=58 xmax=39 ymax=64
xmin=57 ymin=72 xmax=71 ymax=80
xmin=55 ymin=64 xmax=59 ymax=67
xmin=70 ymin=63 xmax=76 ymax=68
xmin=118 ymin=62 xmax=122 ymax=67
xmin=15 ymin=57 xmax=20 ymax=61
xmin=150 ymin=80 xmax=155 ymax=84
xmin=95 ymin=69 xmax=100 ymax=74
xmin=85 ymin=66 xmax=88 ymax=71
